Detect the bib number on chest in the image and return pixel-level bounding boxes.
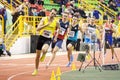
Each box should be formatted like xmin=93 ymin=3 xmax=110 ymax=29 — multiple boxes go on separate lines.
xmin=68 ymin=31 xmax=75 ymax=37
xmin=42 ymin=30 xmax=51 ymax=38
xmin=88 ymin=27 xmax=96 ymax=33
xmin=59 ymin=27 xmax=66 ymax=35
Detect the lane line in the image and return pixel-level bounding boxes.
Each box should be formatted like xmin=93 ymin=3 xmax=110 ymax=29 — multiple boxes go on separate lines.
xmin=7 ymin=64 xmax=70 ymax=80
xmin=7 ymin=71 xmax=32 ymax=80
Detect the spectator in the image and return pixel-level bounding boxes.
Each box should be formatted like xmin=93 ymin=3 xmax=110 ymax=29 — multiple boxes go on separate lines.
xmin=0 ymin=41 xmax=11 ymax=57
xmin=93 ymin=9 xmax=101 ymax=19
xmin=115 ymin=0 xmax=120 ymax=7
xmin=73 ymin=6 xmax=79 ymax=13
xmin=0 ymin=6 xmax=7 ymax=34
xmin=58 ymin=5 xmax=65 ymax=15
xmin=38 ymin=8 xmax=46 ymax=17
xmin=109 ymin=1 xmax=118 ymax=11
xmin=11 ymin=6 xmax=24 ymax=33
xmin=12 ymin=6 xmax=24 ymax=24
xmin=32 ymin=8 xmax=38 ymax=16
xmin=29 ymin=7 xmax=38 ymax=16
xmin=78 ymin=7 xmax=87 ymax=18
xmin=29 ymin=0 xmax=36 ymax=4
xmin=36 ymin=4 xmax=43 ymax=12
xmin=37 ymin=0 xmax=44 ymax=5
xmin=66 ymin=5 xmax=74 ymax=15
xmin=7 ymin=0 xmax=10 ymax=4
xmin=103 ymin=12 xmax=108 ymax=20
xmin=3 ymin=6 xmax=7 ymax=34
xmin=53 ymin=0 xmax=61 ymax=4
xmin=0 ymin=43 xmax=5 ymax=56
xmin=66 ymin=0 xmax=74 ymax=8
xmin=60 ymin=0 xmax=69 ymax=6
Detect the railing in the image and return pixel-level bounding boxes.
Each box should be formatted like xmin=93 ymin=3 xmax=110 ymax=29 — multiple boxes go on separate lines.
xmin=4 ymin=15 xmax=108 ymax=51
xmin=10 ymin=0 xmax=22 ymax=10
xmin=0 ymin=0 xmax=28 ymax=15
xmin=78 ymin=0 xmax=96 ymax=10
xmin=0 ymin=15 xmax=4 ymax=39
xmin=97 ymin=1 xmax=117 ymax=20
xmin=5 ymin=16 xmax=42 ymax=50
xmin=5 ymin=16 xmax=21 ymax=50
xmin=0 ymin=1 xmax=12 ymax=10
xmin=116 ymin=21 xmax=120 ymax=37
xmin=84 ymin=0 xmax=117 ymax=20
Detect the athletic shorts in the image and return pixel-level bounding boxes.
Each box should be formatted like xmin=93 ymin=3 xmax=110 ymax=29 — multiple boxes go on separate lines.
xmin=66 ymin=39 xmax=76 ymax=49
xmin=51 ymin=38 xmax=63 ymax=49
xmin=84 ymin=37 xmax=91 ymax=44
xmin=105 ymin=33 xmax=113 ymax=46
xmin=36 ymin=35 xmax=52 ymax=50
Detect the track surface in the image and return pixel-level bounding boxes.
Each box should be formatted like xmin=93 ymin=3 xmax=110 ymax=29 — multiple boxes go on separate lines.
xmin=0 ymin=48 xmax=120 ymax=80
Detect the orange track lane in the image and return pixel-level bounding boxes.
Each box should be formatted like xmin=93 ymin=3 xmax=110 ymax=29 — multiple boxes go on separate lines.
xmin=0 ymin=48 xmax=120 ymax=80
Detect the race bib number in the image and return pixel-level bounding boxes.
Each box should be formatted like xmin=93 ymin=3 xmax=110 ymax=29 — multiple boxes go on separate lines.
xmin=42 ymin=30 xmax=51 ymax=38
xmin=88 ymin=27 xmax=96 ymax=33
xmin=68 ymin=31 xmax=75 ymax=37
xmin=59 ymin=27 xmax=66 ymax=35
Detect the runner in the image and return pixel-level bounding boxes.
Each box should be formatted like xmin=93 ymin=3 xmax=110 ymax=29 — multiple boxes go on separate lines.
xmin=103 ymin=19 xmax=116 ymax=59
xmin=83 ymin=18 xmax=97 ymax=60
xmin=46 ymin=11 xmax=70 ymax=68
xmin=66 ymin=14 xmax=83 ymax=67
xmin=32 ymin=8 xmax=59 ymax=76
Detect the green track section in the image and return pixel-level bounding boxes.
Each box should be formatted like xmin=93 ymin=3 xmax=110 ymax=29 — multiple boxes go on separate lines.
xmin=61 ymin=67 xmax=120 ymax=80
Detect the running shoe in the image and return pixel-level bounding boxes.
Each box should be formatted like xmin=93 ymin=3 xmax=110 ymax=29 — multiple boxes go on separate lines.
xmin=40 ymin=54 xmax=46 ymax=62
xmin=32 ymin=69 xmax=38 ymax=76
xmin=66 ymin=55 xmax=73 ymax=67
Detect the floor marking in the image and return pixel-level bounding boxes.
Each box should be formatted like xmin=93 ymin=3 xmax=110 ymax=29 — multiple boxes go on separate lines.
xmin=7 ymin=71 xmax=32 ymax=80
xmin=7 ymin=64 xmax=69 ymax=80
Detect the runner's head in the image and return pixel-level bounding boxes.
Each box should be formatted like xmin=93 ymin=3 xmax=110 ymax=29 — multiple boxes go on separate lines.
xmin=72 ymin=14 xmax=79 ymax=23
xmin=49 ymin=8 xmax=57 ymax=18
xmin=62 ymin=11 xmax=69 ymax=20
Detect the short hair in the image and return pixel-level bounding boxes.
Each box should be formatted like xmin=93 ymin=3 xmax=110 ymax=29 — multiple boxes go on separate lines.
xmin=51 ymin=8 xmax=57 ymax=12
xmin=73 ymin=14 xmax=79 ymax=18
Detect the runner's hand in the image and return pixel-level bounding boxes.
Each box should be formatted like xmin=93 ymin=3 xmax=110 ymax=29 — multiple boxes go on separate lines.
xmin=53 ymin=37 xmax=57 ymax=43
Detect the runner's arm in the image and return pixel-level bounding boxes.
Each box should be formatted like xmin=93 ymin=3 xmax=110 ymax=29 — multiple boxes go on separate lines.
xmin=36 ymin=18 xmax=50 ymax=31
xmin=78 ymin=24 xmax=83 ymax=34
xmin=53 ymin=21 xmax=60 ymax=42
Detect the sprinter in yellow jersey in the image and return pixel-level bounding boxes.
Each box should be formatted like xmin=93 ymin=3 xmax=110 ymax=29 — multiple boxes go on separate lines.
xmin=32 ymin=8 xmax=59 ymax=76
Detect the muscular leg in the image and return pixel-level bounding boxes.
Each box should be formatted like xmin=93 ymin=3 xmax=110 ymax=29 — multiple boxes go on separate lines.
xmin=109 ymin=46 xmax=114 ymax=59
xmin=32 ymin=43 xmax=50 ymax=75
xmin=47 ymin=46 xmax=59 ymax=68
xmin=66 ymin=43 xmax=74 ymax=67
xmin=32 ymin=50 xmax=41 ymax=76
xmin=67 ymin=43 xmax=73 ymax=61
xmin=35 ymin=50 xmax=41 ymax=69
xmin=40 ymin=44 xmax=50 ymax=62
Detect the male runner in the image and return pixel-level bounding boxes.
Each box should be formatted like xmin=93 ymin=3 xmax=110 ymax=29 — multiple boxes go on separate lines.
xmin=32 ymin=8 xmax=59 ymax=76
xmin=46 ymin=11 xmax=70 ymax=68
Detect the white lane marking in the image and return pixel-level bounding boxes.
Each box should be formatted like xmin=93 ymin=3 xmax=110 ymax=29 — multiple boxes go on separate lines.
xmin=7 ymin=64 xmax=68 ymax=80
xmin=7 ymin=71 xmax=32 ymax=80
